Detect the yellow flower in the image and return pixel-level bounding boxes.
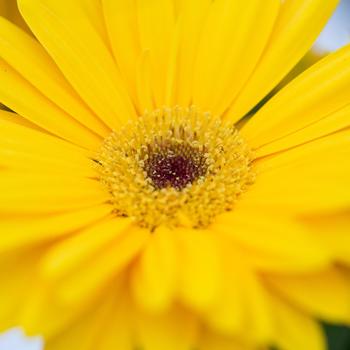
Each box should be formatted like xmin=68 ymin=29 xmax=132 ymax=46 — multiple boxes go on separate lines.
xmin=0 ymin=1 xmax=349 ymax=350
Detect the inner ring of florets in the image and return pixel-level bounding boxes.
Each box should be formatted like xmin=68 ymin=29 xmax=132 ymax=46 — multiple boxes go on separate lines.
xmin=142 ymin=141 xmax=208 ymax=190
xmin=96 ymin=106 xmax=255 ymax=230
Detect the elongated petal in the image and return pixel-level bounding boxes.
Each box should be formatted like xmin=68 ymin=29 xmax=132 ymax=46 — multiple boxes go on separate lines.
xmin=0 ymin=0 xmax=29 ymax=31
xmin=244 ymin=131 xmax=350 ymax=213
xmin=0 ymin=58 xmax=101 ymax=149
xmin=136 ymin=50 xmax=155 ymax=112
xmin=18 ymin=0 xmax=137 ymax=129
xmin=164 ymin=19 xmax=182 ymax=107
xmin=0 ymin=17 xmax=110 ymax=137
xmin=95 ymin=296 xmax=134 ymax=350
xmin=304 ymin=211 xmax=350 ymax=265
xmin=268 ymin=294 xmax=327 ymax=350
xmin=45 ymin=289 xmax=124 ymax=350
xmin=0 ymin=173 xmax=108 ymax=213
xmin=242 ymin=44 xmax=350 ymax=155
xmin=135 ymin=307 xmax=197 ymax=350
xmin=229 ymin=0 xmax=339 ymax=120
xmin=0 ymin=109 xmax=47 ymax=132
xmin=0 ymin=113 xmax=92 ymax=161
xmin=0 ymin=252 xmax=39 ymax=331
xmin=53 ymin=226 xmax=149 ymax=303
xmin=131 ymin=226 xmax=178 ymax=312
xmin=0 ymin=205 xmax=112 ymax=252
xmin=193 ymin=0 xmax=279 ymax=116
xmin=20 ymin=277 xmax=129 ymax=340
xmin=78 ymin=0 xmax=110 ymax=46
xmin=19 ymin=283 xmax=90 ymax=339
xmin=0 ymin=112 xmax=97 ymax=175
xmin=137 ymin=0 xmax=175 ymax=106
xmin=212 ymin=210 xmax=330 ymax=272
xmin=41 ymin=217 xmax=132 ymax=280
xmin=175 ymin=0 xmax=211 ymax=106
xmin=205 ymin=245 xmax=273 ymax=342
xmin=177 ymin=228 xmax=221 ymax=311
xmin=102 ymin=0 xmax=140 ymax=105
xmin=199 ymin=333 xmax=255 ymax=350
xmin=254 ymin=104 xmax=350 ymax=158
xmin=204 ymin=261 xmax=245 ymax=336
xmin=267 ymin=268 xmax=350 ymax=323
xmin=0 ymin=152 xmax=96 ymax=177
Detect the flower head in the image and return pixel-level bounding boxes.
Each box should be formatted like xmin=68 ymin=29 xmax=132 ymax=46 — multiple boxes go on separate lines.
xmin=0 ymin=1 xmax=349 ymax=350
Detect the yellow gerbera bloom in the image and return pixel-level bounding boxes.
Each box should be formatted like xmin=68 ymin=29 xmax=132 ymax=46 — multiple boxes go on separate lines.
xmin=0 ymin=0 xmax=350 ymax=350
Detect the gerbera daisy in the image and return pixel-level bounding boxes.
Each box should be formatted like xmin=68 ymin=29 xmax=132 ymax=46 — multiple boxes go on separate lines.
xmin=0 ymin=0 xmax=350 ymax=350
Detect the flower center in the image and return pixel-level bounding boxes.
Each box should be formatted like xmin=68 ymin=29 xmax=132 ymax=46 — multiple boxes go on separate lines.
xmin=96 ymin=107 xmax=254 ymax=230
xmin=143 ymin=141 xmax=207 ymax=190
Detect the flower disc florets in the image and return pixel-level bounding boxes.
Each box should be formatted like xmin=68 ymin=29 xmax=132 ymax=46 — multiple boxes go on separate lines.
xmin=97 ymin=106 xmax=254 ymax=230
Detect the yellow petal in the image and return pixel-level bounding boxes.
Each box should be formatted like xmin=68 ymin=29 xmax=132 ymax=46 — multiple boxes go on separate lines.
xmin=0 ymin=113 xmax=92 ymax=162
xmin=164 ymin=19 xmax=182 ymax=107
xmin=136 ymin=50 xmax=155 ymax=112
xmin=54 ymin=225 xmax=149 ymax=303
xmin=303 ymin=211 xmax=350 ymax=265
xmin=41 ymin=217 xmax=132 ymax=280
xmin=206 ymin=244 xmax=273 ymax=343
xmin=204 ymin=246 xmax=248 ymax=337
xmin=137 ymin=0 xmax=175 ymax=106
xmin=193 ymin=0 xmax=280 ymax=116
xmin=198 ymin=332 xmax=255 ymax=350
xmin=242 ymin=44 xmax=350 ymax=155
xmin=0 ymin=0 xmax=29 ymax=32
xmin=0 ymin=204 xmax=112 ymax=252
xmin=45 ymin=287 xmax=124 ymax=350
xmin=267 ymin=268 xmax=350 ymax=323
xmin=236 ymin=266 xmax=273 ymax=343
xmin=0 ymin=251 xmax=39 ymax=331
xmin=95 ymin=295 xmax=134 ymax=350
xmin=0 ymin=58 xmax=101 ymax=149
xmin=175 ymin=0 xmax=211 ymax=106
xmin=177 ymin=228 xmax=221 ymax=311
xmin=0 ymin=17 xmax=110 ymax=137
xmin=94 ymin=288 xmax=136 ymax=350
xmin=78 ymin=0 xmax=110 ymax=46
xmin=229 ymin=0 xmax=339 ymax=121
xmin=254 ymin=104 xmax=350 ymax=159
xmin=212 ymin=210 xmax=330 ymax=272
xmin=19 ymin=282 xmax=89 ymax=338
xmin=45 ymin=311 xmax=105 ymax=350
xmin=102 ymin=0 xmax=140 ymax=105
xmin=0 ymin=150 xmax=96 ymax=177
xmin=0 ymin=112 xmax=96 ymax=174
xmin=131 ymin=226 xmax=178 ymax=312
xmin=0 ymin=173 xmax=108 ymax=213
xmin=268 ymin=293 xmax=327 ymax=350
xmin=0 ymin=107 xmax=48 ymax=132
xmin=135 ymin=307 xmax=197 ymax=350
xmin=244 ymin=131 xmax=350 ymax=213
xmin=18 ymin=0 xmax=136 ymax=129
xmin=255 ymin=129 xmax=350 ymax=173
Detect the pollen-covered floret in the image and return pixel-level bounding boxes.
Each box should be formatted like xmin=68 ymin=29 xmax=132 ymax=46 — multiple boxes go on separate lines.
xmin=97 ymin=106 xmax=255 ymax=230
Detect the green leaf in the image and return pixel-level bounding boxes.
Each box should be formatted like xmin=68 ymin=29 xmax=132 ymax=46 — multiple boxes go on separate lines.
xmin=324 ymin=324 xmax=350 ymax=350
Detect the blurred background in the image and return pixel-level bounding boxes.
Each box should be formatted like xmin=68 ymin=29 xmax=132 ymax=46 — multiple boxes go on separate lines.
xmin=0 ymin=0 xmax=349 ymax=349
